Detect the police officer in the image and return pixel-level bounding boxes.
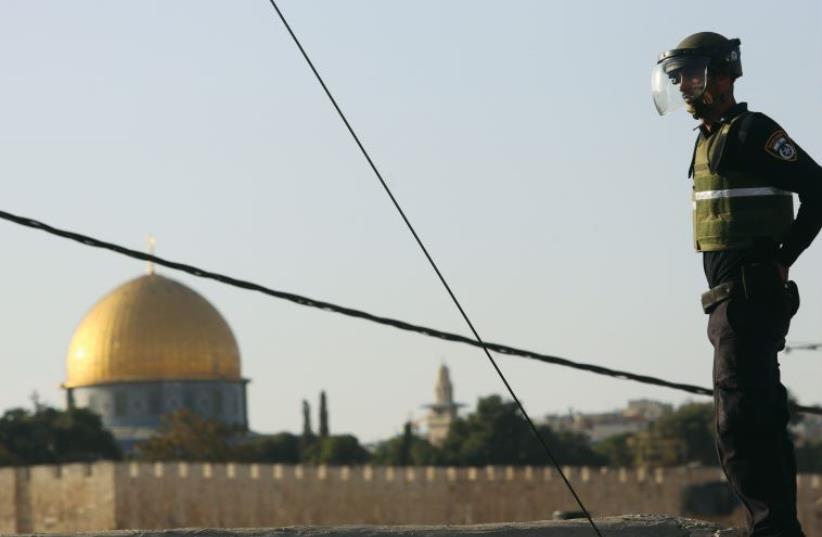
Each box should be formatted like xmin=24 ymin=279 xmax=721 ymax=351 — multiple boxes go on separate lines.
xmin=653 ymin=32 xmax=822 ymax=537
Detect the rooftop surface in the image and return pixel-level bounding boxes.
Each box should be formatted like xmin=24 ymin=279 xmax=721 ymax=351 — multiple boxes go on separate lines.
xmin=21 ymin=515 xmax=730 ymax=537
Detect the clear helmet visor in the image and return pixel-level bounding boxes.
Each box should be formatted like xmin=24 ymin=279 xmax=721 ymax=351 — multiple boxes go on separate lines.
xmin=652 ymin=56 xmax=709 ymax=116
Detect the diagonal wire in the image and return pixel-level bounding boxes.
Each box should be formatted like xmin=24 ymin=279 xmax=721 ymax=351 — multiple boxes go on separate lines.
xmin=262 ymin=1 xmax=603 ymax=533
xmin=2 ymin=207 xmax=822 ymax=421
xmin=785 ymin=343 xmax=822 ymax=353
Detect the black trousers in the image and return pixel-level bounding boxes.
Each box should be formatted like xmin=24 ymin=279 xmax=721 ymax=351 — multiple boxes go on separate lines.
xmin=708 ymin=291 xmax=803 ymax=537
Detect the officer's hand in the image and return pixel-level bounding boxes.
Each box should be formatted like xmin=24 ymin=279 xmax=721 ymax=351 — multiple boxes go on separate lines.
xmin=777 ymin=263 xmax=789 ymax=283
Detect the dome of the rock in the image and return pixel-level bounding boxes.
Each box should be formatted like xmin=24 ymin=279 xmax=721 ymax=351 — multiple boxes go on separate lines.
xmin=65 ymin=274 xmax=241 ymax=388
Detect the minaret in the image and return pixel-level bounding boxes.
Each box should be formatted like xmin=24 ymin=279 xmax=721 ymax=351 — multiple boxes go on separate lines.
xmin=423 ymin=364 xmax=464 ymax=447
xmin=435 ymin=365 xmax=453 ymax=406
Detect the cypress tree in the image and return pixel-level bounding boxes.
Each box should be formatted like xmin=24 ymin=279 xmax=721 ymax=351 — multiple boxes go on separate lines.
xmin=399 ymin=421 xmax=412 ymax=466
xmin=301 ymin=400 xmax=313 ymax=438
xmin=319 ymin=391 xmax=329 ymax=438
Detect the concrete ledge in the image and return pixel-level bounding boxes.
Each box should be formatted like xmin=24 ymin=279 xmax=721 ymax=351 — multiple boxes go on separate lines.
xmin=24 ymin=515 xmax=726 ymax=537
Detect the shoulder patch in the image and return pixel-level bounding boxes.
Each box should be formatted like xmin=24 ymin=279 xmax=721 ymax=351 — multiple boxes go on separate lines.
xmin=765 ymin=130 xmax=798 ymax=161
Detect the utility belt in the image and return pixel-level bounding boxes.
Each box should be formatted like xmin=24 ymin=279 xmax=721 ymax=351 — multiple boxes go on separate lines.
xmin=701 ymin=263 xmax=800 ymax=315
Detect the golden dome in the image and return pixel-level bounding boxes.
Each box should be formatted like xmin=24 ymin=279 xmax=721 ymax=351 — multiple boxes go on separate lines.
xmin=65 ymin=274 xmax=241 ymax=388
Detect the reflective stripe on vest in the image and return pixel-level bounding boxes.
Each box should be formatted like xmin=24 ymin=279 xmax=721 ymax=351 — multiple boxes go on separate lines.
xmin=692 ymin=113 xmax=794 ymax=252
xmin=694 ymin=187 xmax=792 ymax=201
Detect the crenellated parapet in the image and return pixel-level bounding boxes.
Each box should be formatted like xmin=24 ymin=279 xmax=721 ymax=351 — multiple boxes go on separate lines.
xmin=117 ymin=462 xmax=695 ymax=483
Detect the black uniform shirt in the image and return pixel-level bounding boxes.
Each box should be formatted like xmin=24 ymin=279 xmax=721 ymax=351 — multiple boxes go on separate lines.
xmin=696 ymin=102 xmax=822 ymax=287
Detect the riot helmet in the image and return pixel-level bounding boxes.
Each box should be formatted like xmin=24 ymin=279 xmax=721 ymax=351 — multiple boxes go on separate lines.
xmin=652 ymin=32 xmax=742 ymax=116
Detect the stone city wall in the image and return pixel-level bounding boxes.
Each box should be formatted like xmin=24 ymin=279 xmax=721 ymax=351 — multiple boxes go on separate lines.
xmin=0 ymin=463 xmax=116 ymax=534
xmin=0 ymin=466 xmax=16 ymax=533
xmin=0 ymin=463 xmax=820 ymax=535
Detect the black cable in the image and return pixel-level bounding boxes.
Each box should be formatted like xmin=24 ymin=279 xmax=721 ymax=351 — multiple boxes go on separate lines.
xmin=261 ymin=3 xmax=602 ymax=533
xmin=3 ymin=207 xmax=822 ymax=421
xmin=785 ymin=343 xmax=822 ymax=353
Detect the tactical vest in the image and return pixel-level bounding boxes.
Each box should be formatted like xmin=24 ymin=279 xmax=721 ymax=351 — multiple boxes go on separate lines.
xmin=691 ymin=113 xmax=794 ymax=251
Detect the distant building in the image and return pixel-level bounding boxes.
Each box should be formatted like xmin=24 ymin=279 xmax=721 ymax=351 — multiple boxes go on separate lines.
xmin=422 ymin=365 xmax=464 ymax=446
xmin=543 ymin=399 xmax=673 ymax=443
xmin=63 ymin=270 xmax=249 ymax=450
xmin=621 ymin=399 xmax=672 ymax=421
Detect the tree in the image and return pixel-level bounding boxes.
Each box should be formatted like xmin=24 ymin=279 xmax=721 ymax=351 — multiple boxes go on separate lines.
xmin=594 ymin=432 xmax=634 ymax=467
xmin=319 ymin=391 xmax=329 ymax=438
xmin=236 ymin=433 xmax=301 ymax=463
xmin=439 ymin=395 xmax=536 ymax=466
xmin=0 ymin=443 xmax=17 ymax=466
xmin=439 ymin=395 xmax=604 ymax=467
xmin=372 ymin=426 xmax=441 ymax=466
xmin=136 ymin=409 xmax=237 ymax=462
xmin=52 ymin=406 xmax=122 ymax=461
xmin=309 ymin=435 xmax=370 ymax=465
xmin=399 ymin=421 xmax=412 ymax=466
xmin=632 ymin=402 xmax=716 ymax=467
xmin=549 ymin=429 xmax=608 ymax=466
xmin=301 ymin=400 xmax=313 ymax=439
xmin=0 ymin=406 xmax=120 ymax=465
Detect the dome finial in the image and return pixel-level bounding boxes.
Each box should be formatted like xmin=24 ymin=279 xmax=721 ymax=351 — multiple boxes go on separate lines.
xmin=145 ymin=234 xmax=156 ymax=275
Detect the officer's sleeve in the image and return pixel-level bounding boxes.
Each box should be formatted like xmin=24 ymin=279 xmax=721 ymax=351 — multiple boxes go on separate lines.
xmin=735 ymin=113 xmax=822 ymax=267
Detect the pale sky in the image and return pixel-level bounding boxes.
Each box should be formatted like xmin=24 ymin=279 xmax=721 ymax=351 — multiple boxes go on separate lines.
xmin=0 ymin=1 xmax=820 ymax=443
